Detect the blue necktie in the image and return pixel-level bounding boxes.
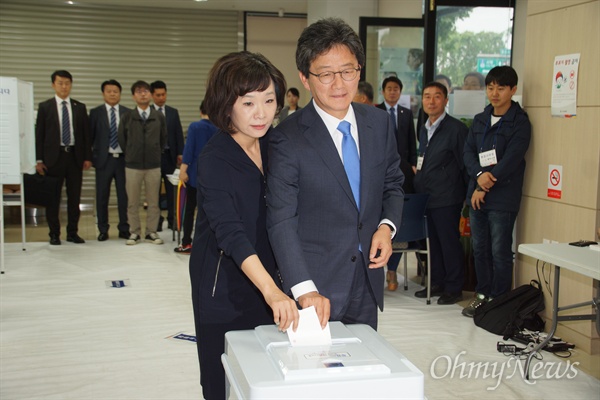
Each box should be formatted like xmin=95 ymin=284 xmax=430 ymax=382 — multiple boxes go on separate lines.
xmin=62 ymin=101 xmax=71 ymax=146
xmin=389 ymin=106 xmax=397 ymax=132
xmin=141 ymin=111 xmax=147 ymax=122
xmin=338 ymin=120 xmax=360 ymax=209
xmin=109 ymin=107 xmax=118 ymax=149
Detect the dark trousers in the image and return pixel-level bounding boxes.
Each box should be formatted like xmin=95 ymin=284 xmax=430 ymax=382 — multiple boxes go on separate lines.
xmin=181 ymin=185 xmax=197 ymax=246
xmin=45 ymin=150 xmax=82 ymax=237
xmin=195 ymin=309 xmax=272 ymax=400
xmin=336 ymin=256 xmax=378 ymax=330
xmin=95 ymin=154 xmax=129 ymax=235
xmin=427 ymin=204 xmax=465 ymax=293
xmin=160 ymin=151 xmax=176 ymax=228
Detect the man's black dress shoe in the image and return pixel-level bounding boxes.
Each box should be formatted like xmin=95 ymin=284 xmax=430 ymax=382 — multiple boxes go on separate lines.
xmin=66 ymin=234 xmax=85 ymax=244
xmin=415 ymin=284 xmax=444 ymax=298
xmin=97 ymin=233 xmax=109 ymax=241
xmin=437 ymin=292 xmax=462 ymax=305
xmin=49 ymin=234 xmax=61 ymax=245
xmin=118 ymin=232 xmax=130 ymax=239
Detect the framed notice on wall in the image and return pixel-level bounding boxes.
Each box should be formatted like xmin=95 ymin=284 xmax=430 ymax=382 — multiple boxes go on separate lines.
xmin=551 ymin=54 xmax=580 ymax=118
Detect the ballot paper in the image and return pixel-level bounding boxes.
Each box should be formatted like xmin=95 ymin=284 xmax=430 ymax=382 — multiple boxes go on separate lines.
xmin=287 ymin=306 xmax=332 ymax=347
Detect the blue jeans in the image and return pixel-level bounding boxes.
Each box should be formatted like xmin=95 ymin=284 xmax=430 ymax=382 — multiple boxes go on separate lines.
xmin=469 ymin=208 xmax=517 ymax=298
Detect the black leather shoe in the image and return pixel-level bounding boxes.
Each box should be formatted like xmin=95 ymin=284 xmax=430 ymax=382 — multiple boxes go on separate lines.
xmin=66 ymin=234 xmax=85 ymax=244
xmin=49 ymin=234 xmax=61 ymax=245
xmin=437 ymin=292 xmax=462 ymax=305
xmin=97 ymin=232 xmax=109 ymax=241
xmin=415 ymin=284 xmax=444 ymax=298
xmin=118 ymin=232 xmax=130 ymax=239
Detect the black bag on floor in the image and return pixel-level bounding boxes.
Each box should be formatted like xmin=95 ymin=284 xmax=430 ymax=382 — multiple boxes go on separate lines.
xmin=23 ymin=173 xmax=61 ymax=208
xmin=473 ymin=280 xmax=545 ymax=339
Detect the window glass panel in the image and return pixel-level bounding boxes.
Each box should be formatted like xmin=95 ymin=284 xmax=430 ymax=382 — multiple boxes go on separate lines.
xmin=435 ymin=6 xmax=513 ymax=118
xmin=365 ymin=25 xmax=424 ymax=113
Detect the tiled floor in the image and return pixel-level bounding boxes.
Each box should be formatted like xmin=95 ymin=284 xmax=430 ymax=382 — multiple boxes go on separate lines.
xmin=2 ymin=169 xmax=599 ymax=399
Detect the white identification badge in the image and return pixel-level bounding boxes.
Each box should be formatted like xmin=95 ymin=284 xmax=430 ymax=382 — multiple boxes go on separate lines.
xmin=416 ymin=156 xmax=424 ymax=171
xmin=479 ymin=149 xmax=497 ymax=167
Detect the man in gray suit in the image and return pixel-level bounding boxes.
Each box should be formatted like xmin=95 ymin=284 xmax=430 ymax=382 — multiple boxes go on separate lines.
xmin=267 ymin=18 xmax=405 ymax=330
xmin=89 ymin=80 xmax=130 ymax=241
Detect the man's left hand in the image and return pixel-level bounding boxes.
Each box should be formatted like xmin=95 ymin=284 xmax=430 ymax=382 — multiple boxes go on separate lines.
xmin=368 ymin=226 xmax=392 ymax=269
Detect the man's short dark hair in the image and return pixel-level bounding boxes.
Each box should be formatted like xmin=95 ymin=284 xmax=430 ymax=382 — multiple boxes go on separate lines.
xmin=485 ymin=66 xmax=518 ymax=88
xmin=357 ymin=81 xmax=374 ymax=103
xmin=51 ymin=70 xmax=72 ymax=83
xmin=101 ymin=79 xmax=122 ymax=92
xmin=296 ymin=18 xmax=365 ymax=79
xmin=464 ymin=72 xmax=485 ymax=88
xmin=204 ymin=51 xmax=286 ymax=134
xmin=287 ymin=87 xmax=300 ymax=97
xmin=423 ymin=81 xmax=448 ymax=98
xmin=150 ymin=80 xmax=167 ymax=93
xmin=434 ymin=74 xmax=452 ymax=89
xmin=131 ymin=80 xmax=151 ymax=95
xmin=382 ymin=76 xmax=403 ymax=91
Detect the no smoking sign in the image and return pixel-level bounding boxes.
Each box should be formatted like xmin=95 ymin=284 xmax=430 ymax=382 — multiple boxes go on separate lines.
xmin=547 ymin=164 xmax=563 ymax=199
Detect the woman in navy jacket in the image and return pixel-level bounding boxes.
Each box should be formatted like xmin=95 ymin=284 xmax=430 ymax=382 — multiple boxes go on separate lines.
xmin=189 ymin=51 xmax=299 ymax=400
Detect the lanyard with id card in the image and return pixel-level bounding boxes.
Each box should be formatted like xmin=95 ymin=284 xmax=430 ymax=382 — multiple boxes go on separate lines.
xmin=479 ymin=117 xmax=502 ymax=167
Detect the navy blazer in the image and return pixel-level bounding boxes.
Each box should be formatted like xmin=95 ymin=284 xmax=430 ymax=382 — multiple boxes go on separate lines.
xmin=376 ymin=103 xmax=418 ymax=174
xmin=155 ymin=104 xmax=184 ymax=165
xmin=267 ymin=101 xmax=404 ymax=317
xmin=35 ymin=97 xmax=91 ymax=168
xmin=89 ymin=104 xmax=131 ymax=169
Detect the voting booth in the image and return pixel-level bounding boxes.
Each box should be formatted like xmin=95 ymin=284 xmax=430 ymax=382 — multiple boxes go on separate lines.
xmin=0 ymin=77 xmax=35 ymax=272
xmin=222 ymin=322 xmax=424 ymax=399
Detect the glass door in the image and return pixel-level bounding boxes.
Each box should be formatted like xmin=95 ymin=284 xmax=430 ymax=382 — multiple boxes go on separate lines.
xmin=426 ymin=1 xmax=516 ymax=120
xmin=359 ymin=17 xmax=424 ymax=115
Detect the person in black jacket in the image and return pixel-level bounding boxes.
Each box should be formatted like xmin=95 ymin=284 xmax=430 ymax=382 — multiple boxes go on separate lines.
xmin=189 ymin=51 xmax=299 ymax=400
xmin=462 ymin=66 xmax=531 ymax=317
xmin=413 ymin=81 xmax=468 ymax=305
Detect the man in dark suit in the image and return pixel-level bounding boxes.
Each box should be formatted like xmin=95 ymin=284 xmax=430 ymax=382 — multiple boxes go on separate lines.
xmin=150 ymin=80 xmax=184 ymax=232
xmin=267 ymin=18 xmax=405 ymax=330
xmin=377 ymin=76 xmax=418 ymax=291
xmin=376 ymin=76 xmax=417 ymax=192
xmin=35 ymin=70 xmax=92 ymax=245
xmin=89 ymin=80 xmax=130 ymax=241
xmin=413 ymin=81 xmax=468 ymax=305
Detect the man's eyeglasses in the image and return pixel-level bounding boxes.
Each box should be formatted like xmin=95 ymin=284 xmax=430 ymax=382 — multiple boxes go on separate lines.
xmin=309 ymin=67 xmax=361 ymax=84
xmin=134 ymin=89 xmax=150 ymax=94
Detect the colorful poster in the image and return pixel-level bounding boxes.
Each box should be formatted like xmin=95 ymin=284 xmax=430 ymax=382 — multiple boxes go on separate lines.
xmin=551 ymin=54 xmax=580 ymax=118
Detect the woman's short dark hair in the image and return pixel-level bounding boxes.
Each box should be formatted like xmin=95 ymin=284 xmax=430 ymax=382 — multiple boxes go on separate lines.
xmin=287 ymin=87 xmax=300 ymax=97
xmin=296 ymin=18 xmax=365 ymax=79
xmin=204 ymin=51 xmax=286 ymax=134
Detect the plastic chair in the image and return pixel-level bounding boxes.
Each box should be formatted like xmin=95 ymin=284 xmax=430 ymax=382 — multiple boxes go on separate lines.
xmin=391 ymin=193 xmax=432 ymax=304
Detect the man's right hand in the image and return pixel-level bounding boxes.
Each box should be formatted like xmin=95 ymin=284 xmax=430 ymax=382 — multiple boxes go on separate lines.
xmin=298 ymin=291 xmax=330 ymax=329
xmin=35 ymin=162 xmax=47 ymax=175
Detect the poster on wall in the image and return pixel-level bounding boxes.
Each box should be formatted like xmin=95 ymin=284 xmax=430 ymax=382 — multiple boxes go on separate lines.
xmin=547 ymin=164 xmax=563 ymax=199
xmin=551 ymin=53 xmax=580 ymax=118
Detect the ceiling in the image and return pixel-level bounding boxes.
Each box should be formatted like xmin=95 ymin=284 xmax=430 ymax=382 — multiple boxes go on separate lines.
xmin=57 ymin=0 xmax=308 ymax=14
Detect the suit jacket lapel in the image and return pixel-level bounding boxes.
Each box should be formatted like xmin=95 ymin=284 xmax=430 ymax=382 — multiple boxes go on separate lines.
xmin=355 ymin=104 xmax=376 ymax=216
xmin=299 ymin=102 xmax=358 ymax=210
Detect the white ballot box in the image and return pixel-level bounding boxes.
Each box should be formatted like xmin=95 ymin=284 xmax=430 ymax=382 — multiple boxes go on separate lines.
xmin=222 ymin=322 xmax=424 ymax=399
